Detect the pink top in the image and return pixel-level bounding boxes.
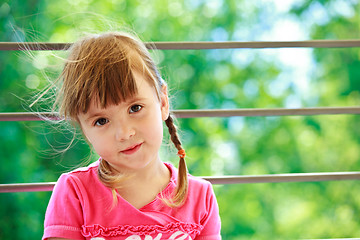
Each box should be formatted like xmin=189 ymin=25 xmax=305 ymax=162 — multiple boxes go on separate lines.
xmin=43 ymin=160 xmax=221 ymax=240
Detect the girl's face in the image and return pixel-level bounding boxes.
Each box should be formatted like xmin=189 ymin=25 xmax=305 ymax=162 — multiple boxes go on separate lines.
xmin=77 ymin=72 xmax=169 ymax=172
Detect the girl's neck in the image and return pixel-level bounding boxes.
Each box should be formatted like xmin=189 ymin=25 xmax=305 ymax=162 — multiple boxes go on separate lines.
xmin=137 ymin=160 xmax=169 ymax=182
xmin=119 ymin=158 xmax=170 ymax=185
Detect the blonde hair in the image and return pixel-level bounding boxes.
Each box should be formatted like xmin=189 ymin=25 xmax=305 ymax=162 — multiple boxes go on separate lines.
xmin=55 ymin=32 xmax=188 ymax=207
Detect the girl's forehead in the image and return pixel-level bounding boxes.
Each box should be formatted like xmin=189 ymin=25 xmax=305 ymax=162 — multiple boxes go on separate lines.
xmin=85 ymin=72 xmax=158 ymax=112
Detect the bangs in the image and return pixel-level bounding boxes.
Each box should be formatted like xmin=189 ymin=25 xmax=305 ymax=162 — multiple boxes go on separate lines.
xmin=60 ymin=35 xmax=138 ymax=118
xmin=81 ymin=53 xmax=138 ymax=112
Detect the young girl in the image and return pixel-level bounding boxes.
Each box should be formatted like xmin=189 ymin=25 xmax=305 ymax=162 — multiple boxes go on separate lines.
xmin=42 ymin=32 xmax=221 ymax=240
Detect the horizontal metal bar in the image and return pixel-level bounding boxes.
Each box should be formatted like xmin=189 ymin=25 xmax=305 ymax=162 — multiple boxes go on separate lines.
xmin=1 ymin=39 xmax=360 ymax=51
xmin=1 ymin=172 xmax=360 ymax=193
xmin=1 ymin=107 xmax=360 ymax=122
xmin=0 ymin=112 xmax=60 ymax=121
xmin=202 ymin=172 xmax=360 ymax=185
xmin=0 ymin=42 xmax=71 ymax=51
xmin=146 ymin=40 xmax=360 ymax=50
xmin=0 ymin=182 xmax=56 ymax=193
xmin=173 ymin=107 xmax=360 ymax=118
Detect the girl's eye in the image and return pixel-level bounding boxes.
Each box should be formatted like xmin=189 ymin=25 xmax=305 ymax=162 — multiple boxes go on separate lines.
xmin=129 ymin=104 xmax=142 ymax=113
xmin=94 ymin=118 xmax=109 ymax=126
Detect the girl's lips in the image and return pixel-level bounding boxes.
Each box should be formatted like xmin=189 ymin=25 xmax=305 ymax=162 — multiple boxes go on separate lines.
xmin=121 ymin=143 xmax=143 ymax=155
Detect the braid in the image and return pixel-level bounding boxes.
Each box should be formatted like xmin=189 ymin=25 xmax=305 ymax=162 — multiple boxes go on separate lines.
xmin=165 ymin=115 xmax=182 ymax=150
xmin=165 ymin=114 xmax=188 ymax=207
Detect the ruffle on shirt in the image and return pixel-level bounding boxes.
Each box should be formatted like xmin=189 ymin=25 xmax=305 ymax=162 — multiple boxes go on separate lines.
xmin=81 ymin=222 xmax=203 ymax=238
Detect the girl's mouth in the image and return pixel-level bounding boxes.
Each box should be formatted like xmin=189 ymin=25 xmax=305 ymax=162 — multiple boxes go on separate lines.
xmin=121 ymin=143 xmax=143 ymax=155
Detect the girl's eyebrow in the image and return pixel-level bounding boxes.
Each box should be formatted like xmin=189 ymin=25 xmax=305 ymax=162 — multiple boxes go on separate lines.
xmin=83 ymin=112 xmax=104 ymax=123
xmin=123 ymin=93 xmax=148 ymax=105
xmin=128 ymin=96 xmax=146 ymax=103
xmin=82 ymin=106 xmax=108 ymax=123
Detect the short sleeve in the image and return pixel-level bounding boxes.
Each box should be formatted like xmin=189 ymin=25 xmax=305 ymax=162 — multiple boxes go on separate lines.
xmin=196 ymin=182 xmax=221 ymax=240
xmin=43 ymin=173 xmax=85 ymax=240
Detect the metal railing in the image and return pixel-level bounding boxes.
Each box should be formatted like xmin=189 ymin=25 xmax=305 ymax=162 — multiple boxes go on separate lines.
xmin=1 ymin=39 xmax=359 ymax=189
xmin=1 ymin=39 xmax=359 ymax=239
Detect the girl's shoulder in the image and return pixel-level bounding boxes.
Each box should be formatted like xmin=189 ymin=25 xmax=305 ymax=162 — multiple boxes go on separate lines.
xmin=187 ymin=174 xmax=214 ymax=200
xmin=64 ymin=159 xmax=100 ymax=179
xmin=69 ymin=159 xmax=100 ymax=174
xmin=54 ymin=159 xmax=101 ymax=191
xmin=187 ymin=173 xmax=213 ymax=190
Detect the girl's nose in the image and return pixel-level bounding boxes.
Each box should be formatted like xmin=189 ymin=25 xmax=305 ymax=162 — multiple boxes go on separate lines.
xmin=115 ymin=122 xmax=135 ymax=141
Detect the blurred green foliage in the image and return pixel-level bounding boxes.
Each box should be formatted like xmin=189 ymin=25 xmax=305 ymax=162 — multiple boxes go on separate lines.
xmin=0 ymin=0 xmax=359 ymax=239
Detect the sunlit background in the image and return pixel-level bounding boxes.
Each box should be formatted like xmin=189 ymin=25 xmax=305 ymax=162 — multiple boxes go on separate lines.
xmin=1 ymin=0 xmax=360 ymax=239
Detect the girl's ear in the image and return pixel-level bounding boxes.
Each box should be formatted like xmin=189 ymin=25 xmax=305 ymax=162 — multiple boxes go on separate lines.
xmin=160 ymin=84 xmax=170 ymax=121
